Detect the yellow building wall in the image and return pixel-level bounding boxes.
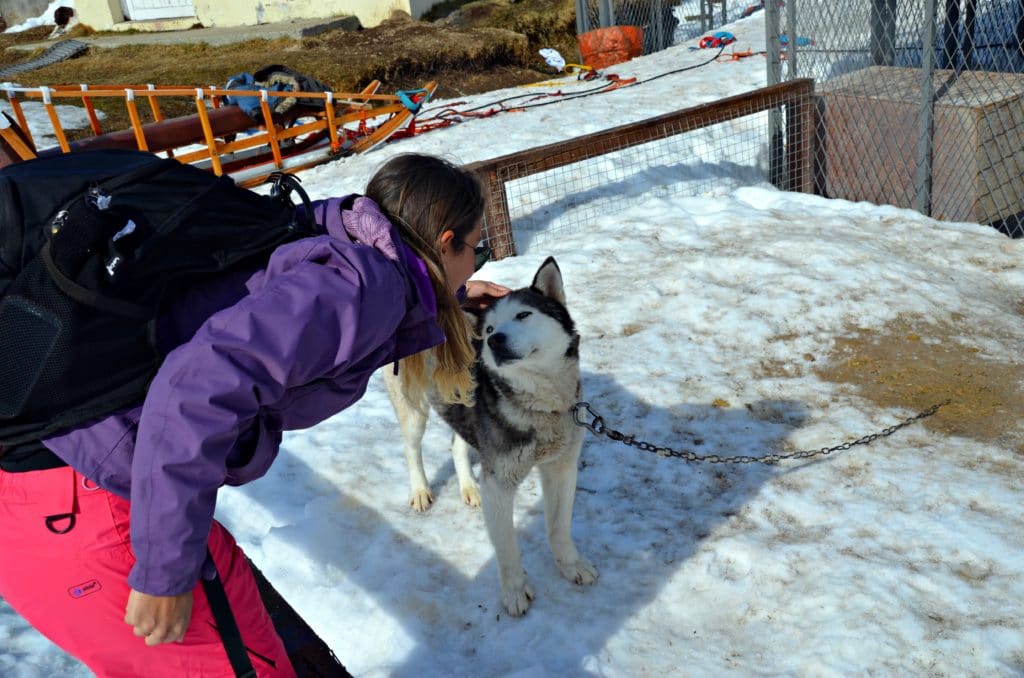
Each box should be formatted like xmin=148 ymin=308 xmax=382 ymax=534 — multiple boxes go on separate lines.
xmin=75 ymin=0 xmax=433 ymax=31
xmin=75 ymin=0 xmax=122 ymax=29
xmin=192 ymin=0 xmax=412 ymax=28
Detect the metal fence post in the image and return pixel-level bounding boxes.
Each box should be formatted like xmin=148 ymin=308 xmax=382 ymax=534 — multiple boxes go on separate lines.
xmin=786 ymin=0 xmax=798 ymax=79
xmin=963 ymin=0 xmax=977 ymax=69
xmin=766 ymin=0 xmax=785 ymax=187
xmin=652 ymin=0 xmax=665 ymax=51
xmin=576 ymin=0 xmax=589 ymax=35
xmin=870 ymin=0 xmax=897 ymax=66
xmin=1017 ymin=0 xmax=1024 ymax=60
xmin=916 ymin=0 xmax=937 ymax=216
xmin=941 ymin=0 xmax=959 ymax=68
xmin=598 ymin=0 xmax=613 ymax=28
xmin=765 ymin=3 xmax=783 ymax=87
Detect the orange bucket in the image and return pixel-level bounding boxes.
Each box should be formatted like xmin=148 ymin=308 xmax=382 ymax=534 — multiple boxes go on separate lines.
xmin=577 ymin=26 xmax=645 ymax=70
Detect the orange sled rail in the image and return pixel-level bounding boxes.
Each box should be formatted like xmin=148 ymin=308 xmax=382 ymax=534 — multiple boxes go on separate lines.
xmin=0 ymin=81 xmax=436 ymax=186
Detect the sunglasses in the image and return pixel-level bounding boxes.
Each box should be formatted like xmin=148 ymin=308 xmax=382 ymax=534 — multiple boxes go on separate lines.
xmin=473 ymin=244 xmax=492 ymax=271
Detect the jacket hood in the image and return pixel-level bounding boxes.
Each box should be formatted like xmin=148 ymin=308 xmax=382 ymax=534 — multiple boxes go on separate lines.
xmin=336 ymin=195 xmax=402 ymax=262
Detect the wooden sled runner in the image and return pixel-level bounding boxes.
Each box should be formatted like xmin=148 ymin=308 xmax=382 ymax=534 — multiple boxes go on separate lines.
xmin=0 ymin=80 xmax=437 ymax=186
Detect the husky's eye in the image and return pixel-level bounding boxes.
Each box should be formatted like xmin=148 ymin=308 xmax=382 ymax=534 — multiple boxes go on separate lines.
xmin=515 ymin=311 xmax=532 ymax=321
xmin=485 ymin=325 xmax=494 ymax=334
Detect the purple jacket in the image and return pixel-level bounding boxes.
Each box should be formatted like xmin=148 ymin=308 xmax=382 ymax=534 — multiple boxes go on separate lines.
xmin=43 ymin=196 xmax=445 ymax=596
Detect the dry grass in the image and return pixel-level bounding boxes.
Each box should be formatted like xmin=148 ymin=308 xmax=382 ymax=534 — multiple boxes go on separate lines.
xmin=1 ymin=1 xmax=577 ymax=134
xmin=0 ymin=25 xmax=55 ymax=67
xmin=814 ymin=315 xmax=1024 ymax=444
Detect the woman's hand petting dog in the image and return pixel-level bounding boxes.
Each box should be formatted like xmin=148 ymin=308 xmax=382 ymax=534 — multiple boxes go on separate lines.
xmin=463 ymin=279 xmax=511 ymax=310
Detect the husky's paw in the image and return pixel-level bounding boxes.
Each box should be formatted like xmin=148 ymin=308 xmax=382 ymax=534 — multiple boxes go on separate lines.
xmin=501 ymin=578 xmax=535 ymax=617
xmin=460 ymin=483 xmax=482 ymax=508
xmin=408 ymin=487 xmax=434 ymax=512
xmin=557 ymin=557 xmax=598 ymax=586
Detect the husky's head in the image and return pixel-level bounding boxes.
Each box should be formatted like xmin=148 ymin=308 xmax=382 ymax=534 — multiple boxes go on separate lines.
xmin=479 ymin=257 xmax=579 ymax=373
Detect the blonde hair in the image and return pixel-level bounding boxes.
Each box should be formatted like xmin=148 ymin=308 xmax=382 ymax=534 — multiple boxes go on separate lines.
xmin=365 ymin=154 xmax=483 ymax=406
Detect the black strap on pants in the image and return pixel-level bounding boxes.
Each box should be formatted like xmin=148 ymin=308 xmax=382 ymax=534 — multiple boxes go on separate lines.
xmin=202 ymin=558 xmax=257 ymax=678
xmin=245 ymin=555 xmax=351 ymax=677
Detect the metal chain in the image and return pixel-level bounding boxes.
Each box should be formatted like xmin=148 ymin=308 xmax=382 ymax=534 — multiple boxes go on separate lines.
xmin=570 ymin=401 xmax=948 ymax=464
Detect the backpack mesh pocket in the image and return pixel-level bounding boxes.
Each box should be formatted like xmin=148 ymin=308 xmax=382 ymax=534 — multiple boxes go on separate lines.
xmin=0 ymin=295 xmax=62 ymax=418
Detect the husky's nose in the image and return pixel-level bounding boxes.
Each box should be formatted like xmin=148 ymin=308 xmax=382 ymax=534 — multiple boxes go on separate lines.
xmin=487 ymin=332 xmax=517 ymax=364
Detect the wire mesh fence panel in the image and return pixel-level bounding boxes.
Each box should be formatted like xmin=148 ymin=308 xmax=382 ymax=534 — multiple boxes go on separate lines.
xmin=503 ymin=118 xmax=768 ymax=249
xmin=468 ymin=81 xmax=814 ymax=258
xmin=668 ymin=0 xmax=772 ymax=40
xmin=575 ymin=1 xmax=762 ymax=53
xmin=775 ymin=0 xmax=1024 ymax=237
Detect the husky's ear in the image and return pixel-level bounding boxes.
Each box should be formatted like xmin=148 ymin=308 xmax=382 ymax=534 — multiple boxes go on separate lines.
xmin=461 ymin=305 xmax=487 ymax=322
xmin=566 ymin=333 xmax=580 ymax=359
xmin=460 ymin=307 xmax=487 ymax=336
xmin=531 ymin=257 xmax=566 ymax=305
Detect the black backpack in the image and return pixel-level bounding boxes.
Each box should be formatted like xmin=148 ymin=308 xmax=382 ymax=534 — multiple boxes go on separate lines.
xmin=0 ymin=149 xmax=315 ymax=446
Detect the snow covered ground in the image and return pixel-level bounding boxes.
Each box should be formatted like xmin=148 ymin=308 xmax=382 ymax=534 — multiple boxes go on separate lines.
xmin=3 ymin=9 xmax=1023 ymax=678
xmin=2 ymin=0 xmax=76 ymax=33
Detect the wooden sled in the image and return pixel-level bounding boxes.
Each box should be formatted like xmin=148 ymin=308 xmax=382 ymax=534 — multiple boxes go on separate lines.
xmin=0 ymin=81 xmax=437 ymax=186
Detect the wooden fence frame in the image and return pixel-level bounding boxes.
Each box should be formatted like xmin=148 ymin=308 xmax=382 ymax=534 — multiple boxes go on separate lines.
xmin=467 ymin=78 xmax=815 ymax=260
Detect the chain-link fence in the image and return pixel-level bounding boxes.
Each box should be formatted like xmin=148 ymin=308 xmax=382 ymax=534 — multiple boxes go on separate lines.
xmin=770 ymin=0 xmax=1024 ymax=237
xmin=575 ymin=1 xmax=757 ymax=52
xmin=480 ymin=1 xmax=1021 ymax=249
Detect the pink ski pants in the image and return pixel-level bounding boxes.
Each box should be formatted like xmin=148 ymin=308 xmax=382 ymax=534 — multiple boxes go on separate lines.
xmin=0 ymin=465 xmax=296 ymax=677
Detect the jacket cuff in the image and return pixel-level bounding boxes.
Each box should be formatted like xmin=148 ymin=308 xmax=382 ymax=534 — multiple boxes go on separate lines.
xmin=127 ymin=558 xmax=202 ymax=597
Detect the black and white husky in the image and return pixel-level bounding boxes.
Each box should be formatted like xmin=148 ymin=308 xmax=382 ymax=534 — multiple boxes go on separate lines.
xmin=384 ymin=257 xmax=598 ymax=616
